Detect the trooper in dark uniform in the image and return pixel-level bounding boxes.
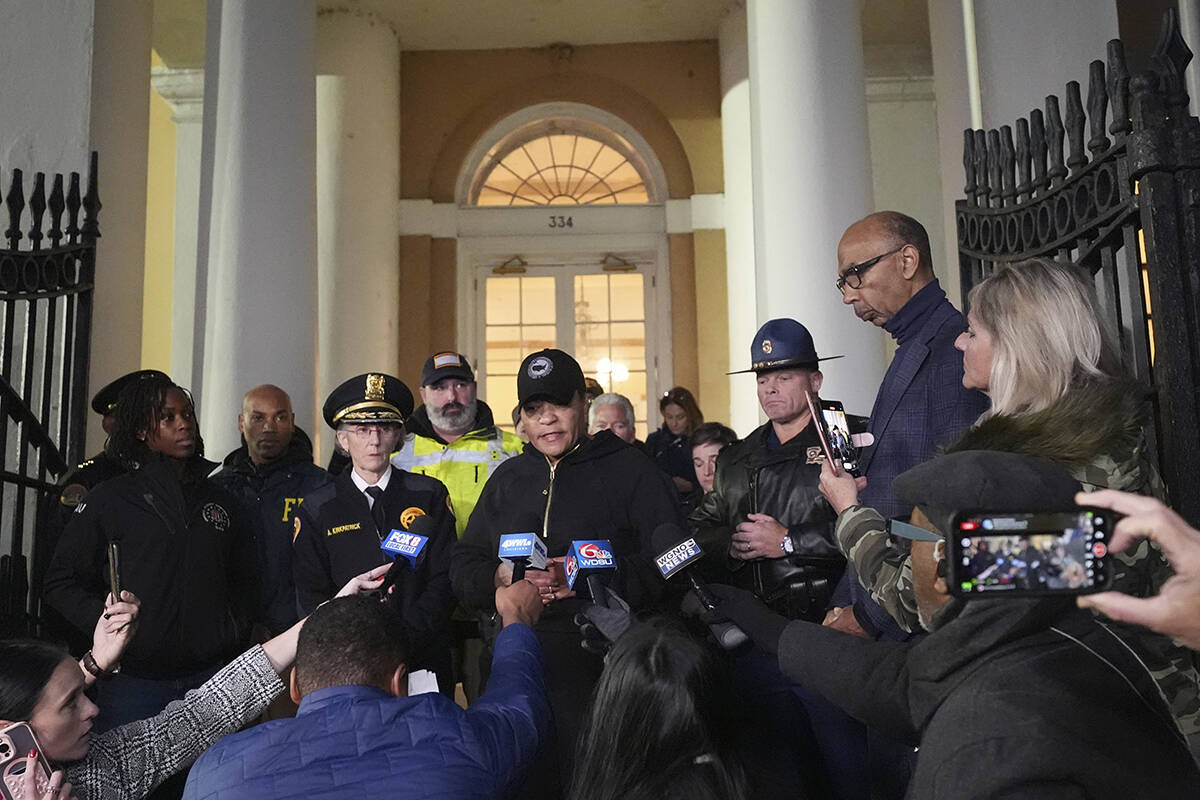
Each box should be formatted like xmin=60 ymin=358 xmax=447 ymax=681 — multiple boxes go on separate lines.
xmin=292 ymin=373 xmax=457 ymax=693
xmin=35 ymin=368 xmax=167 ymax=650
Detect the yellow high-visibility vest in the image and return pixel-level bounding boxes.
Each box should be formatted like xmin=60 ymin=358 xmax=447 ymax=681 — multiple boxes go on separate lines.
xmin=391 ymin=427 xmax=525 ymax=537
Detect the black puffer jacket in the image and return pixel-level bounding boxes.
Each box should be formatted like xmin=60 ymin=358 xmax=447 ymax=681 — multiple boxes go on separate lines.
xmin=43 ymin=454 xmax=255 ymax=677
xmin=689 ymin=420 xmax=855 ymax=621
xmin=451 ymin=430 xmax=681 ymax=628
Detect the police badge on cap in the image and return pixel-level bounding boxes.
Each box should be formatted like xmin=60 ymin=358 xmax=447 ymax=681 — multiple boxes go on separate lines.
xmin=728 ymin=318 xmax=844 ymax=375
xmin=322 ymin=373 xmax=415 ymax=428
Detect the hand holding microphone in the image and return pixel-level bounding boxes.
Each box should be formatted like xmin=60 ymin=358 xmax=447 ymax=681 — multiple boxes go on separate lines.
xmin=652 ymin=523 xmax=749 ymax=651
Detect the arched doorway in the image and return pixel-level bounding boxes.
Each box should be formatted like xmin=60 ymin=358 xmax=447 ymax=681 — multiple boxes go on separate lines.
xmin=455 ymin=102 xmax=672 ymax=438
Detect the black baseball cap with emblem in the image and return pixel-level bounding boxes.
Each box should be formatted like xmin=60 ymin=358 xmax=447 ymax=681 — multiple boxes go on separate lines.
xmin=322 ymin=373 xmax=414 ymax=428
xmin=91 ymin=369 xmax=170 ymax=416
xmin=421 ymin=352 xmax=475 ymax=386
xmin=518 ymin=348 xmax=586 ymax=406
xmin=728 ymin=318 xmax=843 ymax=375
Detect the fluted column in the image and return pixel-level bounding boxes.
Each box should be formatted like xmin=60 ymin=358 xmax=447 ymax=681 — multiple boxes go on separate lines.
xmin=150 ymin=67 xmax=205 ymax=391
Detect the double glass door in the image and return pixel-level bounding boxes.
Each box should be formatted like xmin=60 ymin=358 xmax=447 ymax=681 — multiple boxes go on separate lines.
xmin=477 ymin=263 xmax=654 ymax=439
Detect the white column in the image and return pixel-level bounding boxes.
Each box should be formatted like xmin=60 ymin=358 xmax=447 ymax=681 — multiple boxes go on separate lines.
xmin=316 ymin=9 xmax=401 ymax=415
xmin=746 ymin=0 xmax=884 ymax=416
xmin=1181 ymin=0 xmax=1200 ymax=116
xmin=87 ymin=0 xmax=153 ymax=452
xmin=718 ymin=3 xmax=761 ymax=435
xmin=200 ymin=0 xmax=318 ymax=457
xmin=150 ymin=67 xmax=205 ymax=391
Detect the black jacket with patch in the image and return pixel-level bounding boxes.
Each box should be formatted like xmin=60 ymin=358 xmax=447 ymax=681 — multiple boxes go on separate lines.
xmin=211 ymin=430 xmax=331 ymax=634
xmin=43 ymin=454 xmax=256 ymax=677
xmin=291 ymin=467 xmax=456 ymax=660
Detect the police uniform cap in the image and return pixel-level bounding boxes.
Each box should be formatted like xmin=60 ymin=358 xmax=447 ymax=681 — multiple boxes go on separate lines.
xmin=91 ymin=369 xmax=170 ymax=416
xmin=728 ymin=318 xmax=843 ymax=375
xmin=323 ymin=373 xmax=414 ymax=428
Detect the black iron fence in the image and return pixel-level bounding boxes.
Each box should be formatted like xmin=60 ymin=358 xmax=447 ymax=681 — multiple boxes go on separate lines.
xmin=955 ymin=10 xmax=1200 ymax=526
xmin=0 ymin=152 xmax=98 ymax=636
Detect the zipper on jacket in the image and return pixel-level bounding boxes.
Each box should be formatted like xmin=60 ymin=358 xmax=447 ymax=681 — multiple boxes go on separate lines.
xmin=542 ymin=460 xmax=558 ymax=540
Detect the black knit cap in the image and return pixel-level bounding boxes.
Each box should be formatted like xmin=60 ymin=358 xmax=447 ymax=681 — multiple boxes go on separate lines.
xmin=891 ymin=450 xmax=1083 ymax=537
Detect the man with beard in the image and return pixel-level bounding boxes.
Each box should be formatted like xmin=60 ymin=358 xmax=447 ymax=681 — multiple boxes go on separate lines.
xmin=211 ymin=385 xmax=330 ymax=634
xmin=391 ymin=352 xmax=524 ymax=539
xmin=391 ymin=352 xmax=524 ymax=699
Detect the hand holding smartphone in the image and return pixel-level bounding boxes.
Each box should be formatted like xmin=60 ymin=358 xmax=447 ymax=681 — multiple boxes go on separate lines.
xmin=805 ymin=391 xmax=861 ymax=476
xmin=0 ymin=723 xmax=53 ymax=800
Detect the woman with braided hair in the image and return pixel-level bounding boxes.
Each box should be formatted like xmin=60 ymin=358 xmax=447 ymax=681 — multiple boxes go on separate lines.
xmin=43 ymin=375 xmax=257 ymax=744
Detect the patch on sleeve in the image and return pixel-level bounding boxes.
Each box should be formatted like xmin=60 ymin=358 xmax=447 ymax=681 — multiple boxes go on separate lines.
xmin=446 ymin=495 xmax=456 ymax=517
xmin=806 ymin=446 xmax=825 ymax=465
xmin=202 ymin=502 xmax=231 ymax=532
xmin=60 ymin=484 xmax=88 ymax=507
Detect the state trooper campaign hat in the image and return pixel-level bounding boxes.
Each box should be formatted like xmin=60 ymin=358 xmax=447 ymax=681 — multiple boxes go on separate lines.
xmin=518 ymin=348 xmax=586 ymax=406
xmin=890 ymin=450 xmax=1082 ymax=539
xmin=728 ymin=318 xmax=843 ymax=375
xmin=323 ymin=373 xmax=414 ymax=428
xmin=421 ymin=351 xmax=475 ymax=386
xmin=91 ymin=369 xmax=170 ymax=415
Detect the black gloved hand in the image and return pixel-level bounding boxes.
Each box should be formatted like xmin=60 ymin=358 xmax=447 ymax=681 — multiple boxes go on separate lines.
xmin=691 ymin=583 xmax=789 ymax=655
xmin=574 ymin=585 xmax=633 ymax=656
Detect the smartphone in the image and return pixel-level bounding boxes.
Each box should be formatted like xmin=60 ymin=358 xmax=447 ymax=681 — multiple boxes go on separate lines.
xmin=0 ymin=723 xmax=53 ymax=800
xmin=947 ymin=508 xmax=1115 ymax=598
xmin=806 ymin=392 xmax=860 ymax=475
xmin=108 ymin=539 xmax=121 ymax=601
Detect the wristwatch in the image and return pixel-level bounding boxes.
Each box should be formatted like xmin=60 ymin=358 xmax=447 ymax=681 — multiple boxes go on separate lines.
xmin=780 ymin=533 xmax=795 ymax=555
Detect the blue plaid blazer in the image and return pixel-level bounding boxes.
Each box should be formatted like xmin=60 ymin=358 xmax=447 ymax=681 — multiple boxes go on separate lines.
xmin=857 ymin=296 xmax=990 ymax=520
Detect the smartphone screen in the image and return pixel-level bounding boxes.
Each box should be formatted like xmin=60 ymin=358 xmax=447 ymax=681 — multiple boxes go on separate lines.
xmin=806 ymin=393 xmax=859 ymax=474
xmin=948 ymin=508 xmax=1114 ymax=597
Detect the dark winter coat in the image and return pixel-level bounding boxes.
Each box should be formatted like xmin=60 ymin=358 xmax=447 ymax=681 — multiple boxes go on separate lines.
xmin=774 ymin=597 xmax=1200 ymax=799
xmin=43 ymin=454 xmax=255 ymax=677
xmin=211 ymin=430 xmax=331 ymax=634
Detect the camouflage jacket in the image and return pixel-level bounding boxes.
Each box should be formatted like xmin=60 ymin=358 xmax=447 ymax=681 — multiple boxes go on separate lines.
xmin=837 ymin=379 xmax=1200 ymax=748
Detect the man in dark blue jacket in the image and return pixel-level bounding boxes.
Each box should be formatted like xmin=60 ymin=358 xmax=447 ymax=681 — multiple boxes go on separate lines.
xmin=182 ymin=581 xmax=548 ymax=800
xmin=211 ymin=384 xmax=331 ymax=635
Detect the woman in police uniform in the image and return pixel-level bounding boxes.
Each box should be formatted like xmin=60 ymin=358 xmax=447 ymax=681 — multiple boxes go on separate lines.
xmin=291 ymin=373 xmax=457 ymax=693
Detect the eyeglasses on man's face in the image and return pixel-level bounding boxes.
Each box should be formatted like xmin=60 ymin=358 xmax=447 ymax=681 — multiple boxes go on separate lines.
xmin=835 ymin=246 xmax=905 ymax=295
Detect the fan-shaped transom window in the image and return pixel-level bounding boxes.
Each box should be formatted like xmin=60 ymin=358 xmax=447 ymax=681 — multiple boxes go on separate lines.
xmin=464 ymin=110 xmax=663 ymax=207
xmin=476 ymin=133 xmax=649 ymax=206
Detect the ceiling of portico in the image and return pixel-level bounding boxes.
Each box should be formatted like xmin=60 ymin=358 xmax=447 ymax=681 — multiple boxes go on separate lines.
xmin=153 ymin=0 xmax=931 ymax=75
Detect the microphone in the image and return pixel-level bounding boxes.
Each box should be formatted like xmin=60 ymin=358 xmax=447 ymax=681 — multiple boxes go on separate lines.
xmin=564 ymin=540 xmax=616 ymax=608
xmin=498 ymin=532 xmax=548 ymax=581
xmin=651 ymin=523 xmax=748 ymax=650
xmin=379 ymin=515 xmax=435 ymax=597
